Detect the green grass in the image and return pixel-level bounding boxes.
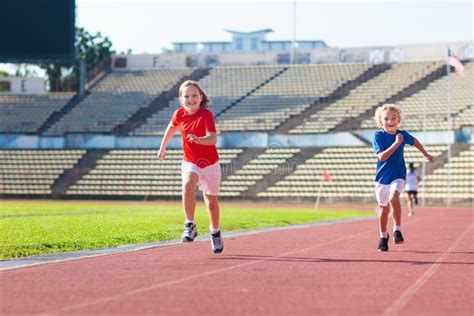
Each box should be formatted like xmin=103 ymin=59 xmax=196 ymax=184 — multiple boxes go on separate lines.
xmin=0 ymin=200 xmax=372 ymax=260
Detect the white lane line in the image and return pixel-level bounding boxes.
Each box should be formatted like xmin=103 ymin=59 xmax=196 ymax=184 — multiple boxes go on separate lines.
xmin=1 ymin=216 xmax=372 ymax=271
xmin=383 ymin=223 xmax=473 ymax=316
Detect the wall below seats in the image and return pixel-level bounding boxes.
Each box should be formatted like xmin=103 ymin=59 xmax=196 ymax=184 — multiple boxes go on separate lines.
xmin=0 ymin=130 xmax=469 ymax=150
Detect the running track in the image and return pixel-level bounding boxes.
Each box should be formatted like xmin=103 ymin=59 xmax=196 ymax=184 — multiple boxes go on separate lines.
xmin=1 ymin=207 xmax=472 ymax=315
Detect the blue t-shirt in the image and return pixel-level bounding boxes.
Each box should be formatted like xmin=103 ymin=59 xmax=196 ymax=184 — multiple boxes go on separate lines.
xmin=373 ymin=129 xmax=414 ymax=185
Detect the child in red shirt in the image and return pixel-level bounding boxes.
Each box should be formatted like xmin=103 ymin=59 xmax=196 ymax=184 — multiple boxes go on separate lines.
xmin=157 ymin=80 xmax=223 ymax=253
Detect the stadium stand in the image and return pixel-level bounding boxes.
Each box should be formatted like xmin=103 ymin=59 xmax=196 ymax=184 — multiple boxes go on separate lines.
xmin=289 ymin=61 xmax=445 ymax=134
xmin=0 ymin=143 xmax=472 ymax=203
xmin=258 ymin=145 xmax=448 ymax=202
xmin=65 ymin=149 xmax=243 ymax=197
xmin=43 ymin=68 xmax=193 ymax=135
xmin=360 ymin=61 xmax=473 ymax=131
xmin=216 ymin=63 xmax=372 ymax=132
xmin=0 ymin=93 xmax=75 ymax=133
xmin=220 ymin=147 xmax=301 ymax=197
xmin=1 ymin=59 xmax=473 ymax=205
xmin=421 ymin=144 xmax=474 ymax=201
xmin=0 ymin=149 xmax=86 ymax=195
xmin=131 ymin=65 xmax=286 ymax=136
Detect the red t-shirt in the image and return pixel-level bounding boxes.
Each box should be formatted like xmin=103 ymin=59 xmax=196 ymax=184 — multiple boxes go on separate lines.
xmin=171 ymin=107 xmax=219 ymax=168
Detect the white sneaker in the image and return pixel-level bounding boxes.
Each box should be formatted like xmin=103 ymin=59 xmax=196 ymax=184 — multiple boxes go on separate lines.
xmin=181 ymin=222 xmax=197 ymax=242
xmin=210 ymin=230 xmax=224 ymax=253
xmin=408 ymin=211 xmax=414 ymax=217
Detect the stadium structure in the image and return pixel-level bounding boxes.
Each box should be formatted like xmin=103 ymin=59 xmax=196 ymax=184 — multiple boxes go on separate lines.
xmin=0 ymin=32 xmax=473 ymax=206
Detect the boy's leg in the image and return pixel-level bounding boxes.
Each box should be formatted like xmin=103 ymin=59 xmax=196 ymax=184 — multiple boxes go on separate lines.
xmin=390 ymin=190 xmax=402 ymax=226
xmin=377 ymin=205 xmax=390 ymax=251
xmin=378 ymin=205 xmax=390 ymax=235
xmin=390 ymin=183 xmax=405 ymax=243
xmin=375 ymin=183 xmax=390 ymax=236
xmin=375 ymin=183 xmax=390 ymax=251
xmin=389 ymin=179 xmax=405 ymax=227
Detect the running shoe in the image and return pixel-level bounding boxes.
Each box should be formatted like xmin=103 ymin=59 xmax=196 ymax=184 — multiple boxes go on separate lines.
xmin=181 ymin=222 xmax=197 ymax=242
xmin=378 ymin=234 xmax=389 ymax=252
xmin=210 ymin=230 xmax=224 ymax=253
xmin=393 ymin=230 xmax=405 ymax=244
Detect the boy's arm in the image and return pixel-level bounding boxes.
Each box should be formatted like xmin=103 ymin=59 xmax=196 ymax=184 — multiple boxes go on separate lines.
xmin=413 ymin=138 xmax=433 ymax=162
xmin=377 ymin=134 xmax=403 ymax=161
xmin=157 ymin=123 xmax=178 ymax=160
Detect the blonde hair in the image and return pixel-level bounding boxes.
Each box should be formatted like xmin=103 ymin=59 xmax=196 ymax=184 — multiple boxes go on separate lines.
xmin=178 ymin=80 xmax=210 ymax=109
xmin=374 ymin=103 xmax=402 ymax=128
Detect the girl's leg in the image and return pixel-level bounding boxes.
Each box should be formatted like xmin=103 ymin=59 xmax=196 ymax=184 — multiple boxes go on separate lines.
xmin=378 ymin=205 xmax=390 ymax=235
xmin=204 ymin=193 xmax=224 ymax=253
xmin=390 ymin=190 xmax=402 ymax=226
xmin=203 ymin=194 xmax=220 ymax=230
xmin=182 ymin=172 xmax=199 ymax=222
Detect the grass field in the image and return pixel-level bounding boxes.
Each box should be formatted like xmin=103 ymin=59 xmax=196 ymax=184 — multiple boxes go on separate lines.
xmin=0 ymin=199 xmax=372 ymax=260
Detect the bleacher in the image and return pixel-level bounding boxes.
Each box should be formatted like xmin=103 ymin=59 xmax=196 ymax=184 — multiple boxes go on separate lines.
xmin=216 ymin=63 xmax=371 ymax=132
xmin=290 ymin=61 xmax=444 ymax=134
xmin=0 ymin=93 xmax=75 ymax=133
xmin=0 ymin=149 xmax=86 ymax=195
xmin=44 ymin=68 xmax=193 ymax=135
xmin=422 ymin=144 xmax=474 ymax=200
xmin=132 ymin=66 xmax=285 ymax=136
xmin=361 ymin=62 xmax=473 ymax=131
xmin=220 ymin=147 xmax=301 ymax=197
xmin=1 ymin=60 xmax=472 ymax=205
xmin=66 ymin=149 xmax=243 ymax=197
xmin=258 ymin=145 xmax=447 ymax=201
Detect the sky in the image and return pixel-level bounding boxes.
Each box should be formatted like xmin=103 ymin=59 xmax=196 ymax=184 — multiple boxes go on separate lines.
xmin=1 ymin=0 xmax=472 ymax=76
xmin=76 ymin=0 xmax=473 ymax=54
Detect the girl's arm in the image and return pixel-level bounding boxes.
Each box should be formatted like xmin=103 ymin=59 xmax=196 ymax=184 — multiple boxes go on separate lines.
xmin=157 ymin=123 xmax=178 ymax=159
xmin=413 ymin=138 xmax=434 ymax=162
xmin=377 ymin=133 xmax=404 ymax=161
xmin=187 ymin=132 xmax=217 ymax=146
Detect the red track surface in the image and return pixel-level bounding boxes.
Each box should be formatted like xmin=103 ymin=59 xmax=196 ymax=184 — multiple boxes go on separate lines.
xmin=1 ymin=207 xmax=473 ymax=315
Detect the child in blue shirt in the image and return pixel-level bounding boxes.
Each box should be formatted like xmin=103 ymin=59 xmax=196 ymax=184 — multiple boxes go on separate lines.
xmin=373 ymin=104 xmax=433 ymax=251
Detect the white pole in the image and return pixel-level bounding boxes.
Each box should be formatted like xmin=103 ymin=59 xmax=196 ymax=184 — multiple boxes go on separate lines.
xmin=315 ymin=177 xmax=323 ymax=209
xmin=421 ymin=90 xmax=427 ymax=206
xmin=446 ymin=49 xmax=452 ymax=207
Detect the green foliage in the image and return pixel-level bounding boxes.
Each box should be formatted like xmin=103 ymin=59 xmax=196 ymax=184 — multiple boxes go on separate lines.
xmin=161 ymin=47 xmax=176 ymax=54
xmin=73 ymin=27 xmax=114 ymax=76
xmin=40 ymin=27 xmax=115 ymax=91
xmin=13 ymin=64 xmax=39 ymax=77
xmin=0 ymin=200 xmax=371 ymax=260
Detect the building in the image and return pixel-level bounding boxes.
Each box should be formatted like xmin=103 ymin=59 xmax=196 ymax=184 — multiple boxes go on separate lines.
xmin=172 ymin=29 xmax=328 ymax=54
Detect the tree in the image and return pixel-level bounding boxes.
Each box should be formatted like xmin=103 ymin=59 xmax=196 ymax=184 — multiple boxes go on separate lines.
xmin=0 ymin=70 xmax=9 ymax=92
xmin=73 ymin=27 xmax=114 ymax=78
xmin=14 ymin=64 xmax=39 ymax=77
xmin=41 ymin=27 xmax=115 ymax=92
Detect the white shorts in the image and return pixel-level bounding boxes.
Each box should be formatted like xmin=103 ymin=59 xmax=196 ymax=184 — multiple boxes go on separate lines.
xmin=374 ymin=179 xmax=405 ymax=206
xmin=181 ymin=161 xmax=221 ymax=196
